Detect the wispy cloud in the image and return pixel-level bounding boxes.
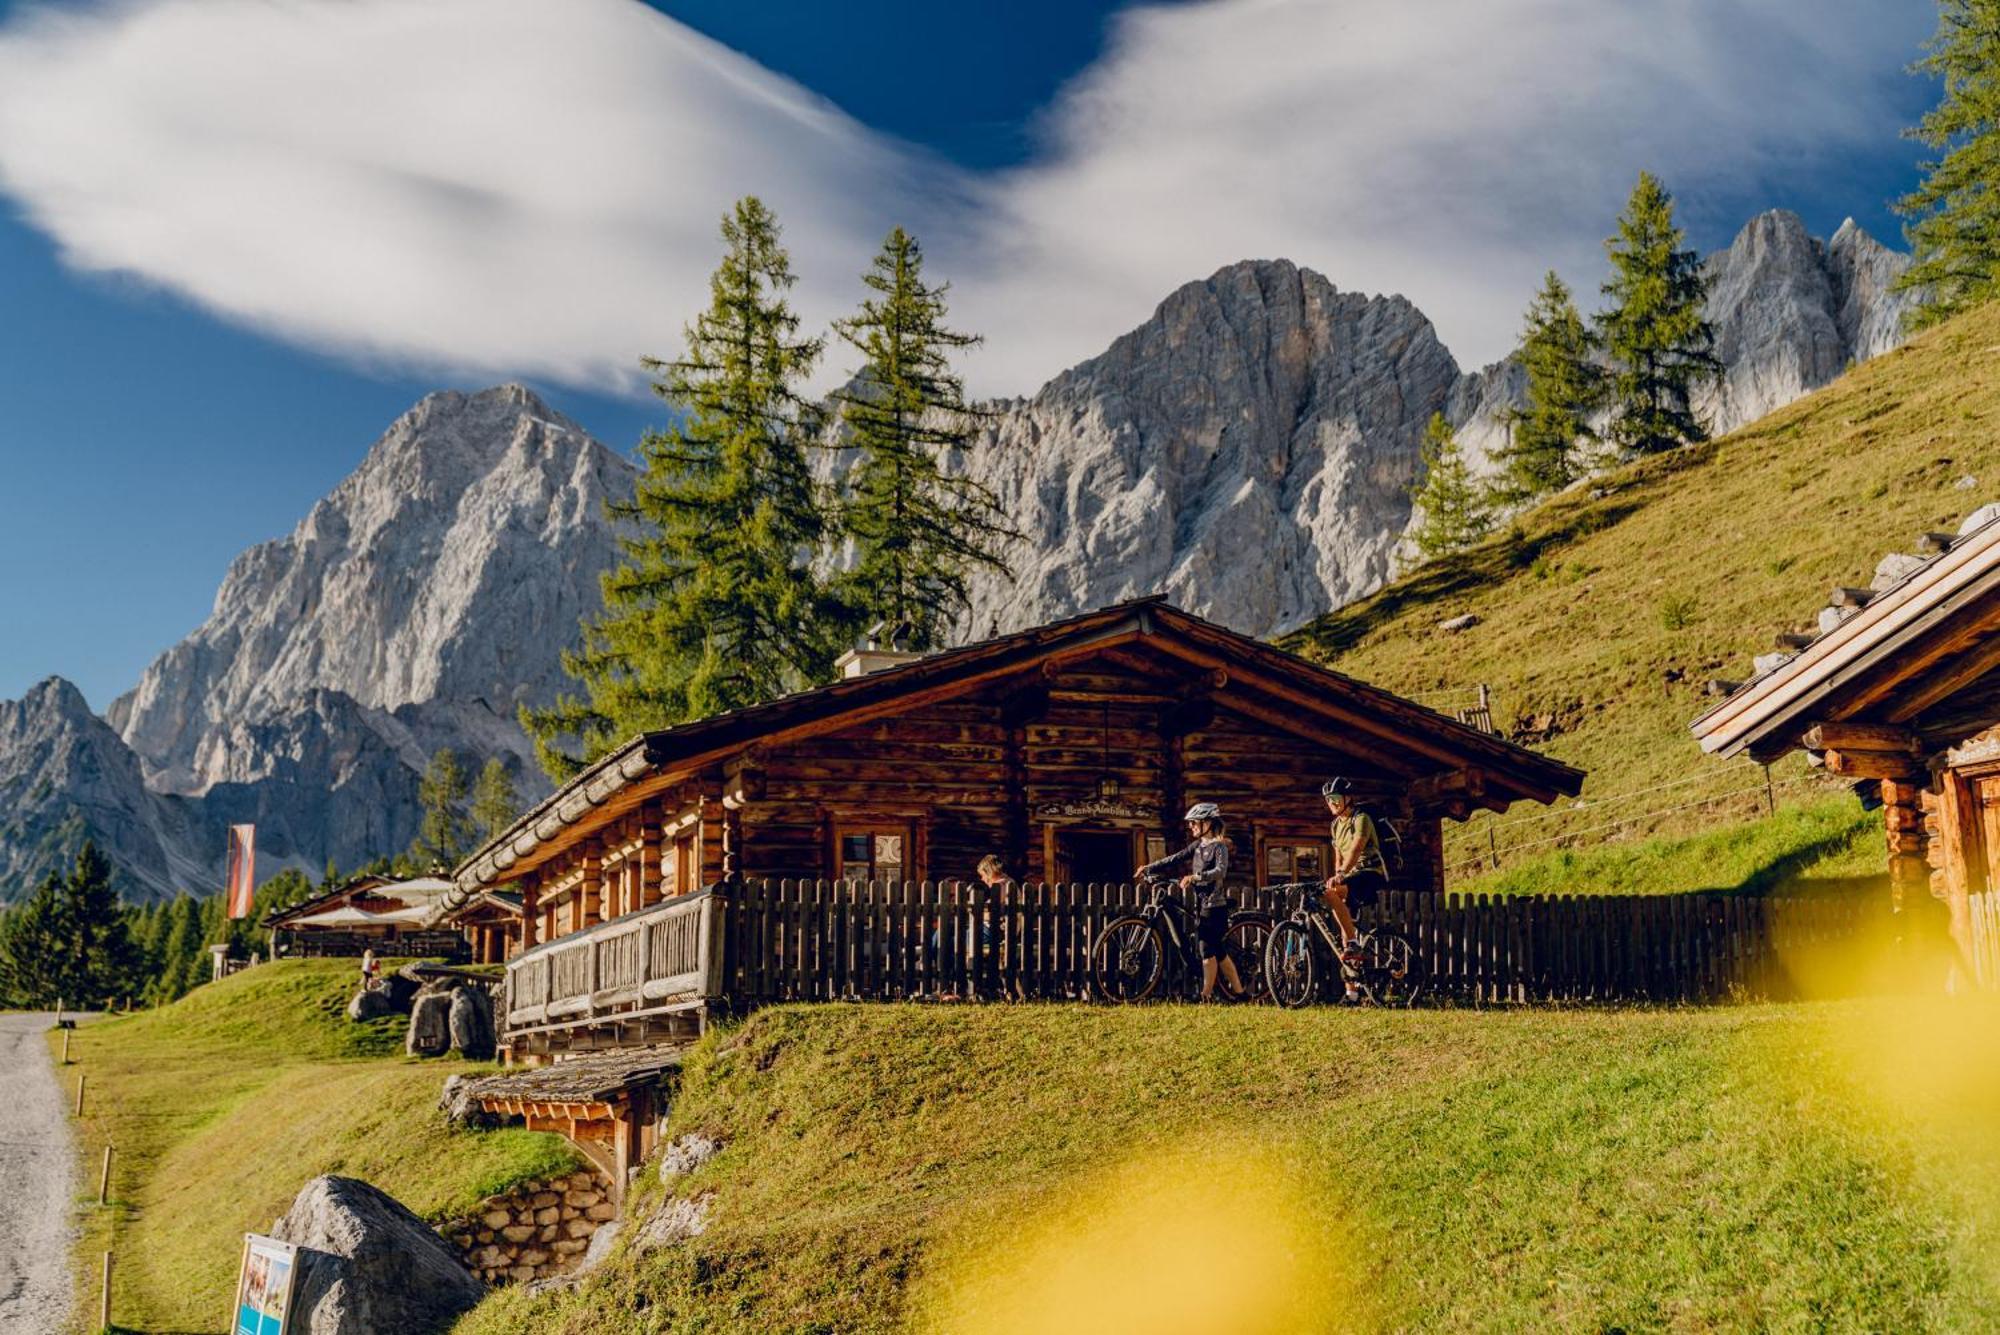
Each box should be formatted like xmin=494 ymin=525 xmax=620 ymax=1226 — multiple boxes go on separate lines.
xmin=0 ymin=0 xmax=1931 ymax=397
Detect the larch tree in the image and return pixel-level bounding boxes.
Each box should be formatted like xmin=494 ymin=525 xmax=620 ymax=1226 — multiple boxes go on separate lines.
xmin=0 ymin=843 xmax=142 ymax=1008
xmin=832 ymin=227 xmax=1015 ymax=650
xmin=1896 ymin=0 xmax=2000 ymax=326
xmin=411 ymin=747 xmax=473 ymax=869
xmin=1499 ymin=271 xmax=1603 ymax=501
xmin=525 ymin=197 xmax=838 ymax=782
xmin=1598 ymin=173 xmax=1720 ymax=455
xmin=470 ymin=757 xmax=520 ymax=845
xmin=1408 ymin=413 xmax=1493 ymax=562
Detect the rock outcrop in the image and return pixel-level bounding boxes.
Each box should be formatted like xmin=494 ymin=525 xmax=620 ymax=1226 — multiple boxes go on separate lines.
xmin=957 ymin=259 xmax=1457 ymax=640
xmin=273 ymin=1175 xmax=484 ymax=1334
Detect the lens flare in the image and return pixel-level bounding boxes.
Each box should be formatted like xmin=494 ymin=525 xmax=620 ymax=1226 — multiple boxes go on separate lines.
xmin=919 ymin=1138 xmax=1355 ymax=1335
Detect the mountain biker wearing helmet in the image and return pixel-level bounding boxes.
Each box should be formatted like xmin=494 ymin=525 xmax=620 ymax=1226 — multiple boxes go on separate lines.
xmin=1135 ymin=802 xmax=1246 ymax=1001
xmin=1322 ymin=779 xmax=1388 ymax=993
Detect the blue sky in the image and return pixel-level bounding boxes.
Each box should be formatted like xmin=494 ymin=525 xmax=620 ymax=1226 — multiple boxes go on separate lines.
xmin=0 ymin=0 xmax=1938 ymax=709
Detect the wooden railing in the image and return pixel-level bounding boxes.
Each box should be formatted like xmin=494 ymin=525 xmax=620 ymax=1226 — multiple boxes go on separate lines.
xmin=274 ymin=930 xmax=468 ymax=960
xmin=501 ymin=878 xmax=1931 ymax=1045
xmin=502 ymin=890 xmax=722 ymax=1036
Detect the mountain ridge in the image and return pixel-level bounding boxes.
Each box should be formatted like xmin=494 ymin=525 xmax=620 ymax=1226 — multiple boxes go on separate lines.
xmin=0 ymin=208 xmax=1924 ymax=900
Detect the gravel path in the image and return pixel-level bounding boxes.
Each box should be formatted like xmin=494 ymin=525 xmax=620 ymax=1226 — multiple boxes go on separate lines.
xmin=0 ymin=1013 xmax=76 ymax=1334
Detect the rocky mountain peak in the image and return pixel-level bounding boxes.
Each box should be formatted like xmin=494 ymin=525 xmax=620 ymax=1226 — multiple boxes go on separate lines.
xmin=109 ymin=386 xmax=637 ymax=795
xmin=957 ymin=258 xmax=1456 ymax=640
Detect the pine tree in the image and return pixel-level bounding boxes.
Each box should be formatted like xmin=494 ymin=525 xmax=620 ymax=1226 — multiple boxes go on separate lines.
xmin=1598 ymin=173 xmax=1721 ymax=454
xmin=1896 ymin=1 xmax=2000 ymax=326
xmin=1408 ymin=413 xmax=1493 ymax=562
xmin=525 ymin=197 xmax=837 ymax=781
xmin=0 ymin=843 xmax=142 ymax=1008
xmin=411 ymin=748 xmax=473 ymax=869
xmin=1498 ymin=272 xmax=1604 ymax=501
xmin=831 ymin=227 xmax=1015 ymax=649
xmin=471 ymin=757 xmax=519 ymax=845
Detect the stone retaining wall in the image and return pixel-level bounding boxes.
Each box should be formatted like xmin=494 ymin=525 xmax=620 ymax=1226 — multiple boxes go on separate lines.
xmin=439 ymin=1169 xmax=617 ymax=1285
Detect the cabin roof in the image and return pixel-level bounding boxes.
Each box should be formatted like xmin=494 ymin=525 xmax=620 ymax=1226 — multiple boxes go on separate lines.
xmin=263 ymin=874 xmax=457 ymax=929
xmin=454 ymin=597 xmax=1585 ymax=894
xmin=1691 ymin=504 xmax=2000 ymax=762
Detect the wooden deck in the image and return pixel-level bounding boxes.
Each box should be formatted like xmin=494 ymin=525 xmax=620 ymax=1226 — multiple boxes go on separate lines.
xmin=498 ymin=878 xmax=1970 ymax=1055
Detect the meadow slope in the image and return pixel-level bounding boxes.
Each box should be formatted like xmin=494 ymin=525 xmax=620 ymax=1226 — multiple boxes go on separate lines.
xmin=1285 ymin=303 xmax=2000 ymax=882
xmin=55 ymin=961 xmax=579 ymax=1333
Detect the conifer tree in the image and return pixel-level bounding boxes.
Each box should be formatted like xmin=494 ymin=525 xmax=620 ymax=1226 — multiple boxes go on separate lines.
xmin=0 ymin=843 xmax=142 ymax=1008
xmin=1598 ymin=173 xmax=1720 ymax=454
xmin=1896 ymin=0 xmax=2000 ymax=326
xmin=1499 ymin=272 xmax=1604 ymax=500
xmin=411 ymin=748 xmax=472 ymax=868
xmin=470 ymin=757 xmax=520 ymax=845
xmin=526 ymin=197 xmax=836 ymax=781
xmin=831 ymin=227 xmax=1015 ymax=649
xmin=1408 ymin=413 xmax=1493 ymax=562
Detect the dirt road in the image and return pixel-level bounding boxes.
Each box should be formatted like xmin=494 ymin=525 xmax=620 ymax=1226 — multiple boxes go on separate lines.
xmin=0 ymin=1013 xmax=76 ymax=1333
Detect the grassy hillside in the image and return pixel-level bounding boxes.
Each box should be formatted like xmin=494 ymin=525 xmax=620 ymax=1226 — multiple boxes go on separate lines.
xmin=58 ymin=960 xmax=579 ymax=1333
xmin=462 ymin=1002 xmax=2000 ymax=1334
xmin=1285 ymin=302 xmax=2000 ymax=883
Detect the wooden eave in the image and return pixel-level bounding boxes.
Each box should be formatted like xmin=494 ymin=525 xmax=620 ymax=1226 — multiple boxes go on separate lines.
xmin=1691 ymin=515 xmax=2000 ymax=762
xmin=456 ymin=598 xmax=1585 ymax=892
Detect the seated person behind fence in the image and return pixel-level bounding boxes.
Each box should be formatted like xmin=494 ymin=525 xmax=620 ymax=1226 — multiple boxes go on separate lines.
xmin=930 ymin=855 xmax=1011 ymax=1001
xmin=1322 ymin=778 xmax=1388 ymax=999
xmin=1135 ymin=802 xmax=1246 ymax=1002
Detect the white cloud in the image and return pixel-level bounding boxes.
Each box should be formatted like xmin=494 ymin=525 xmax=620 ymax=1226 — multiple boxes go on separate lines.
xmin=0 ymin=0 xmax=1931 ymax=398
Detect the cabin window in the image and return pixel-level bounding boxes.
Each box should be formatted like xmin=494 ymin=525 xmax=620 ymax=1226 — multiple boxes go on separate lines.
xmin=1263 ymin=841 xmax=1328 ymax=886
xmin=837 ymin=825 xmax=912 ymax=885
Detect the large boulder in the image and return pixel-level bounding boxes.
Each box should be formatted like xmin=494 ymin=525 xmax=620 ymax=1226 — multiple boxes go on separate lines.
xmin=447 ymin=986 xmax=494 ymax=1059
xmin=345 ymin=988 xmax=394 ymax=1023
xmin=272 ymin=1175 xmax=484 ymax=1334
xmin=382 ymin=972 xmax=421 ymax=1012
xmin=405 ymin=992 xmax=452 ymax=1057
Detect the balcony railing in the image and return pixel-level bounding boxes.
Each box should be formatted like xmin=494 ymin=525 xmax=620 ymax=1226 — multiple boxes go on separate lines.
xmin=502 ymin=889 xmax=723 ymax=1049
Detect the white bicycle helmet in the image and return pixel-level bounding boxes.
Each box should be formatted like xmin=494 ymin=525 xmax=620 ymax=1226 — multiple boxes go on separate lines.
xmin=1183 ymin=801 xmax=1223 ymax=822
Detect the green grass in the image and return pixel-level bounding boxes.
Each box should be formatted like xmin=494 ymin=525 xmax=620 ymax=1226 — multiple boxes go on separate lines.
xmin=57 ymin=960 xmax=579 ymax=1334
xmin=1282 ymin=302 xmax=2000 ymax=869
xmin=459 ymin=1002 xmax=2000 ymax=1334
xmin=1453 ymin=794 xmax=1886 ymax=898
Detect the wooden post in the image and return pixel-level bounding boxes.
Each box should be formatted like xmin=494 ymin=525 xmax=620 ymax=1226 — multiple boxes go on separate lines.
xmin=1762 ymin=763 xmax=1776 ymax=815
xmin=1487 ymin=822 xmax=1500 ymax=870
xmin=99 ymin=1145 xmax=112 ymax=1205
xmin=75 ymin=1073 xmax=85 ymax=1117
xmin=100 ymin=1251 xmax=112 ymax=1330
xmin=520 ymin=872 xmax=541 ymax=950
xmin=640 ymin=802 xmax=663 ymax=907
xmin=579 ymin=839 xmax=603 ymax=929
xmin=61 ymin=1027 xmax=71 ymax=1065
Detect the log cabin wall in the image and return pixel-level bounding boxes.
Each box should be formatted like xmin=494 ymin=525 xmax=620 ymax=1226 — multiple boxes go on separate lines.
xmin=729 ymin=655 xmax=1437 ymax=892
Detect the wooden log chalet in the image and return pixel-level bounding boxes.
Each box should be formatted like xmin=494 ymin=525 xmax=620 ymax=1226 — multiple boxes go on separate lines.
xmin=447 ymin=598 xmax=1581 ymax=1054
xmin=1691 ymin=507 xmax=2000 ymax=979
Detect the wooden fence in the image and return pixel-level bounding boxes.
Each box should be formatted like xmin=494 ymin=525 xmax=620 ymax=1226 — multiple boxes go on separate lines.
xmin=499 ymin=878 xmax=1971 ymax=1049
xmin=714 ymin=879 xmax=1887 ymax=1007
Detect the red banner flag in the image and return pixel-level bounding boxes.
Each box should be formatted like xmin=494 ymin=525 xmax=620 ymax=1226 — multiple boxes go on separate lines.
xmin=226 ymin=824 xmax=256 ymax=919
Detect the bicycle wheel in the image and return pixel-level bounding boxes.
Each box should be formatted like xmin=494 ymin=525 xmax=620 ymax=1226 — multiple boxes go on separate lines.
xmin=1358 ymin=930 xmax=1424 ymax=1008
xmin=1222 ymin=913 xmax=1273 ymax=1002
xmin=1263 ymin=921 xmax=1319 ymax=1009
xmin=1092 ymin=916 xmax=1167 ymax=1003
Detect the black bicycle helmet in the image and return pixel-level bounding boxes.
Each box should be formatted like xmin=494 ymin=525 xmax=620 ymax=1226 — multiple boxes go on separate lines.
xmin=1321 ymin=778 xmax=1354 ymax=799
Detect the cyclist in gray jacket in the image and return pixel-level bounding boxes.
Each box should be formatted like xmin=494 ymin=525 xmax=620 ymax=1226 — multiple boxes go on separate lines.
xmin=1136 ymin=802 xmax=1246 ymax=1001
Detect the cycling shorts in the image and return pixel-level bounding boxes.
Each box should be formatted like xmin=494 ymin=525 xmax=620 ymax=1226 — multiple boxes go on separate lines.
xmin=1338 ymin=870 xmax=1386 ymax=911
xmin=1196 ymin=903 xmax=1231 ymax=959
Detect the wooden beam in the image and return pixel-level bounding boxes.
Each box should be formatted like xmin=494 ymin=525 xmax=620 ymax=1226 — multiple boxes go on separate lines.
xmin=1830 ymin=586 xmax=1876 ymax=609
xmin=1801 ymin=721 xmax=1920 ymax=755
xmin=1820 ymin=748 xmax=1925 ymax=780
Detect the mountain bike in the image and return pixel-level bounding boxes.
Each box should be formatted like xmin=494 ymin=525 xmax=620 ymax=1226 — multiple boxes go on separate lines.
xmin=1262 ymin=881 xmax=1424 ymax=1007
xmin=1090 ymin=877 xmax=1273 ymax=1003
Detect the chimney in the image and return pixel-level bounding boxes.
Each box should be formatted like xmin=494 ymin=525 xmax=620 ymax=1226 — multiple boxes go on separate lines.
xmin=835 ymin=621 xmax=923 ymax=679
